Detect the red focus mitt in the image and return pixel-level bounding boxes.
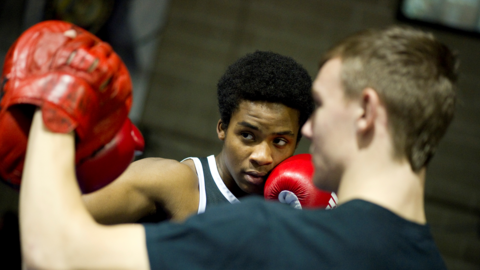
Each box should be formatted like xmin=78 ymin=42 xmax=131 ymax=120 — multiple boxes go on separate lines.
xmin=264 ymin=154 xmax=337 ymax=209
xmin=0 ymin=20 xmax=132 ymax=191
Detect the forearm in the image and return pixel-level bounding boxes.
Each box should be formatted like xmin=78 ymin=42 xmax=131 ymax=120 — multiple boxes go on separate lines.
xmin=19 ymin=110 xmax=95 ymax=268
xmin=81 ymin=159 xmax=160 ymax=225
xmin=20 ymin=110 xmax=150 ymax=269
xmin=82 ymin=188 xmax=157 ymax=225
xmin=81 ymin=158 xmax=199 ymax=224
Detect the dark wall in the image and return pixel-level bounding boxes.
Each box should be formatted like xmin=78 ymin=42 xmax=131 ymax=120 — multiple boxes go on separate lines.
xmin=1 ymin=0 xmax=479 ymax=269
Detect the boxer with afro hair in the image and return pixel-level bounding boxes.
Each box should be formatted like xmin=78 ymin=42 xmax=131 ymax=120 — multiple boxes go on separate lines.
xmin=217 ymin=51 xmax=314 ymax=142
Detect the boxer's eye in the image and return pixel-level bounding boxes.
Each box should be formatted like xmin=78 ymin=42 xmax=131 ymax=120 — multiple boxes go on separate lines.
xmin=241 ymin=132 xmax=254 ymax=141
xmin=313 ymin=94 xmax=322 ymax=109
xmin=274 ymin=138 xmax=287 ymax=146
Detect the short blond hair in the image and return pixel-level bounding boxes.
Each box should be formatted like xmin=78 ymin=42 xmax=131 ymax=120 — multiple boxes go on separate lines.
xmin=321 ymin=26 xmax=458 ymax=171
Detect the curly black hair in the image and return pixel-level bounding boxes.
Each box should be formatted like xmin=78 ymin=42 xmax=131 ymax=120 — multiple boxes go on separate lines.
xmin=217 ymin=51 xmax=314 ymax=142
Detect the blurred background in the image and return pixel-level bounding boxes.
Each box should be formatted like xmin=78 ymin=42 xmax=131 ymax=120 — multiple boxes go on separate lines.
xmin=0 ymin=0 xmax=479 ymax=269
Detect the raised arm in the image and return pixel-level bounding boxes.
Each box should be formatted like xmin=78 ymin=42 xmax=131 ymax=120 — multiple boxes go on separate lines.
xmin=82 ymin=156 xmax=201 ymax=224
xmin=20 ymin=110 xmax=149 ymax=269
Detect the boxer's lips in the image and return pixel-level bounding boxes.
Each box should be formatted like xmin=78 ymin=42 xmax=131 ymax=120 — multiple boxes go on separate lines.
xmin=244 ymin=171 xmax=266 ymax=185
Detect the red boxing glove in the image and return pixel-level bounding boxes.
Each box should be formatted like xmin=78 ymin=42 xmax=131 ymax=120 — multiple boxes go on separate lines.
xmin=76 ymin=118 xmax=145 ymax=194
xmin=264 ymin=154 xmax=337 ymax=209
xmin=0 ymin=20 xmax=132 ymax=189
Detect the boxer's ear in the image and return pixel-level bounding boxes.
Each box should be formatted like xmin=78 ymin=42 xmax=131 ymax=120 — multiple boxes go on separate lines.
xmin=356 ymin=88 xmax=379 ymax=134
xmin=217 ymin=119 xmax=225 ymax=141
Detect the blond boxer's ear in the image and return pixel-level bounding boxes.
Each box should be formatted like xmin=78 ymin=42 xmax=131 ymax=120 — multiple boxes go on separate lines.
xmin=357 ymin=88 xmax=379 ymax=133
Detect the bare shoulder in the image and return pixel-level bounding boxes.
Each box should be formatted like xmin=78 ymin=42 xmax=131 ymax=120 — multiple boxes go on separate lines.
xmin=126 ymin=157 xmax=201 ymax=221
xmin=125 ymin=157 xmax=199 ymax=195
xmin=180 ymin=158 xmax=197 ymax=174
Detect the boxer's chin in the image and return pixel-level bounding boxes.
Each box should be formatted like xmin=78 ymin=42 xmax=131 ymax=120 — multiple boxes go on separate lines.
xmin=312 ymin=169 xmax=339 ymax=193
